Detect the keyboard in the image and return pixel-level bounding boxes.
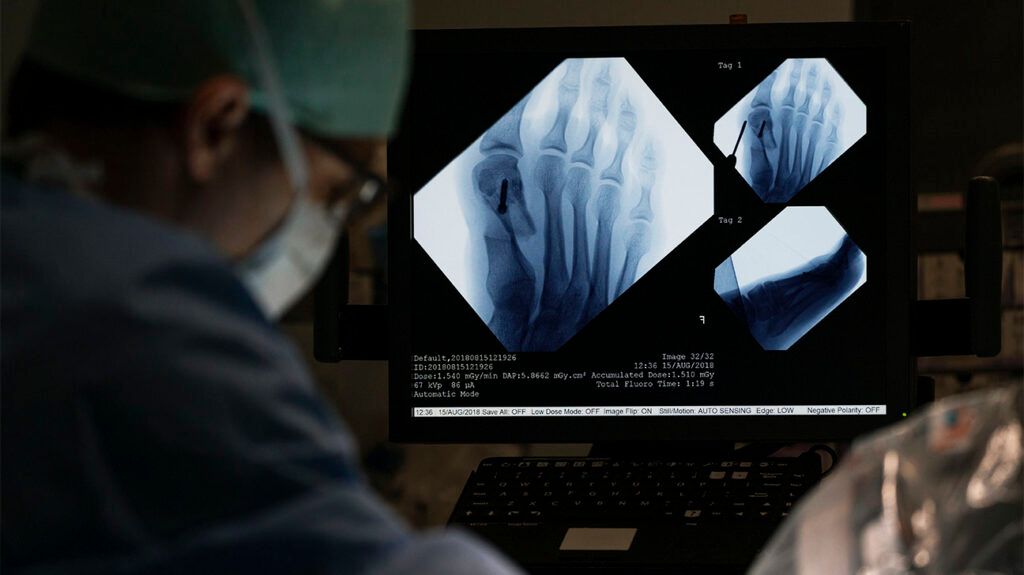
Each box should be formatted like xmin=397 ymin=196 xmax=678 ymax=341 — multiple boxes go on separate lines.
xmin=449 ymin=456 xmax=819 ymax=527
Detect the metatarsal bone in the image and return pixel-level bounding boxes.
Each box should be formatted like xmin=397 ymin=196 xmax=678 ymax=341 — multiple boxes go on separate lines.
xmin=484 ymin=235 xmax=536 ymax=350
xmin=746 ymin=71 xmax=779 ymax=199
xmin=771 ymin=60 xmax=804 ymax=199
xmin=559 ymin=166 xmax=593 ymax=328
xmin=787 ymin=64 xmax=819 ymax=192
xmin=583 ymin=182 xmax=621 ymax=324
xmin=615 ymin=220 xmax=652 ymax=299
xmin=534 ymin=153 xmax=570 ymax=310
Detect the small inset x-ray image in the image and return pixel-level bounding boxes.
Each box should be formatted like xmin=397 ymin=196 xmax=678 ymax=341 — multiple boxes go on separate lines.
xmin=713 ymin=58 xmax=866 ymax=203
xmin=714 ymin=207 xmax=866 ymax=351
xmin=415 ymin=58 xmax=713 ymax=352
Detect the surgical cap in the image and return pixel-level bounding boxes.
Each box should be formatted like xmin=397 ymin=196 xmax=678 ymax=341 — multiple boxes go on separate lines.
xmin=24 ymin=0 xmax=409 ymax=138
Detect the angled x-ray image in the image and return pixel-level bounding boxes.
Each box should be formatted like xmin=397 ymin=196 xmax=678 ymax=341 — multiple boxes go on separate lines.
xmin=415 ymin=58 xmax=713 ymax=352
xmin=714 ymin=207 xmax=866 ymax=350
xmin=713 ymin=59 xmax=866 ymax=203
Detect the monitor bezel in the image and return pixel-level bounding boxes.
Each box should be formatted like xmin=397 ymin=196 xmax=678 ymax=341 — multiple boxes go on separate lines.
xmin=387 ymin=22 xmax=914 ymax=443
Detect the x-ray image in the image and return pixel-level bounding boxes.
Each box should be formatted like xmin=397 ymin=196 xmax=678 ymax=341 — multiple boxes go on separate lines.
xmin=713 ymin=59 xmax=866 ymax=203
xmin=714 ymin=207 xmax=866 ymax=350
xmin=415 ymin=58 xmax=713 ymax=352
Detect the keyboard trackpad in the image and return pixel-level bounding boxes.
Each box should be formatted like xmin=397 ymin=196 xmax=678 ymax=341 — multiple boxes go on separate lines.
xmin=559 ymin=527 xmax=637 ymax=551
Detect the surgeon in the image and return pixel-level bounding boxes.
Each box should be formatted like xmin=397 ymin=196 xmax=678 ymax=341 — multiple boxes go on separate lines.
xmin=0 ymin=1 xmax=519 ymax=573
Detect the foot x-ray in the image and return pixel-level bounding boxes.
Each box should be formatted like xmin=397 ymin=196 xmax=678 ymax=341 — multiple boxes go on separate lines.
xmin=415 ymin=58 xmax=713 ymax=352
xmin=714 ymin=207 xmax=866 ymax=350
xmin=714 ymin=59 xmax=866 ymax=203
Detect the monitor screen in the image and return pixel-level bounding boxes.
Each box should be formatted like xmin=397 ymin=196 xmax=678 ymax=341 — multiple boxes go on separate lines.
xmin=388 ymin=23 xmax=913 ymax=443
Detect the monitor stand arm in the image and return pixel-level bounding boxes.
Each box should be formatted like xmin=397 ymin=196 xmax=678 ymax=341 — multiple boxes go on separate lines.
xmin=313 ymin=232 xmax=389 ymax=361
xmin=913 ymin=176 xmax=1003 ymax=358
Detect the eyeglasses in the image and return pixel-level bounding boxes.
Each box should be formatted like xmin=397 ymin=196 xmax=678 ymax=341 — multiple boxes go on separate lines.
xmin=300 ymin=130 xmax=390 ymax=219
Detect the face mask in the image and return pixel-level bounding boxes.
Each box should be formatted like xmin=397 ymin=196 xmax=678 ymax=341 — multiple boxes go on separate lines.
xmin=237 ymin=197 xmax=346 ymax=319
xmin=233 ymin=0 xmax=346 ymax=319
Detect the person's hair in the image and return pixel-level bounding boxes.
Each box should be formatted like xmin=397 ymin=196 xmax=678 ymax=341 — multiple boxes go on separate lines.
xmin=6 ymin=59 xmax=181 ymax=138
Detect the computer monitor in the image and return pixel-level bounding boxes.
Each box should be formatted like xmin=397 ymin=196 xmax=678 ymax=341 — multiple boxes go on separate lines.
xmin=388 ymin=22 xmax=913 ymax=443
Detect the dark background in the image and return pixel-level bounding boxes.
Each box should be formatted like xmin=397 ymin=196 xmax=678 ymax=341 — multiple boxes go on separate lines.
xmin=855 ymin=1 xmax=1023 ymax=198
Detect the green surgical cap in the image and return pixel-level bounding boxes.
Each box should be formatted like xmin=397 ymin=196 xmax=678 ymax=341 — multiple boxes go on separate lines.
xmin=25 ymin=0 xmax=409 ymax=138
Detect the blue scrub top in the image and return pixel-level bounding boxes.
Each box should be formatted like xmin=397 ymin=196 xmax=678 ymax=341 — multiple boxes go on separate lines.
xmin=0 ymin=171 xmax=519 ymax=574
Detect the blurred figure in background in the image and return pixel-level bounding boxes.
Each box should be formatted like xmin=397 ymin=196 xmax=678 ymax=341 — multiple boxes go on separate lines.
xmin=749 ymin=385 xmax=1022 ymax=575
xmin=0 ymin=1 xmax=518 ymax=573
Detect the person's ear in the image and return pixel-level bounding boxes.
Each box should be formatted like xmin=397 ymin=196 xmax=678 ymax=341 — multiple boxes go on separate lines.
xmin=182 ymin=75 xmax=250 ymax=183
